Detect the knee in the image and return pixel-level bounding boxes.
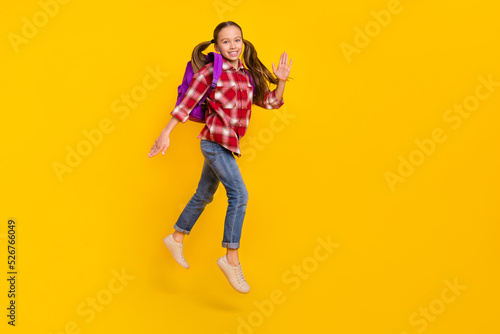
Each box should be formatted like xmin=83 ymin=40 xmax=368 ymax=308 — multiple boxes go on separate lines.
xmin=194 ymin=184 xmax=219 ymax=205
xmin=239 ymin=186 xmax=249 ymax=204
xmin=228 ymin=185 xmax=249 ymax=204
xmin=203 ymin=193 xmax=215 ymax=205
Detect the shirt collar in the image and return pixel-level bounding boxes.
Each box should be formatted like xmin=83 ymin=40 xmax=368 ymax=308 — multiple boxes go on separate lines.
xmin=222 ymin=57 xmax=245 ymax=72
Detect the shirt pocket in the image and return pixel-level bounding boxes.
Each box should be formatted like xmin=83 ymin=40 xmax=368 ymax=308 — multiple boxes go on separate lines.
xmin=213 ymin=80 xmax=237 ymax=109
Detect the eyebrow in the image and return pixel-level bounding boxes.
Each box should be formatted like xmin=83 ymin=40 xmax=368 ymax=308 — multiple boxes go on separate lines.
xmin=220 ymin=36 xmax=242 ymax=41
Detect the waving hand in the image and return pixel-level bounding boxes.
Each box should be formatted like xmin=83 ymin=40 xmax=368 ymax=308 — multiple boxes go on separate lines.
xmin=272 ymin=51 xmax=292 ymax=81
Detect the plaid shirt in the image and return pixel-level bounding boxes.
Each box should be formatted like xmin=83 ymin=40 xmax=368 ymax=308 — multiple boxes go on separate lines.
xmin=171 ymin=57 xmax=284 ymax=157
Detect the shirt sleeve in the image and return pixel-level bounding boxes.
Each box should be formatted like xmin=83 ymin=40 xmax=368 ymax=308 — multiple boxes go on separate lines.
xmin=170 ymin=67 xmax=211 ymax=123
xmin=253 ymin=87 xmax=284 ymax=110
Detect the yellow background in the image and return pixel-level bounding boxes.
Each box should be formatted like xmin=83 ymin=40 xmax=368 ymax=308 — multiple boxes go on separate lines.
xmin=2 ymin=0 xmax=499 ymax=333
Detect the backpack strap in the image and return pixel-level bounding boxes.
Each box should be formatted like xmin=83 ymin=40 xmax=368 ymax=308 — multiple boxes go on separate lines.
xmin=206 ymin=52 xmax=223 ymax=89
xmin=194 ymin=52 xmax=223 ymax=108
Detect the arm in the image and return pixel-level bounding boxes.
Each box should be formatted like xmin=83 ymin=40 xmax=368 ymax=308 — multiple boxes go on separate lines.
xmin=170 ymin=69 xmax=211 ymax=123
xmin=148 ymin=66 xmax=211 ymax=158
xmin=253 ymin=85 xmax=285 ymax=110
xmin=275 ymin=79 xmax=286 ymax=102
xmin=162 ymin=115 xmax=180 ymax=135
xmin=254 ymin=51 xmax=292 ymax=109
xmin=147 ymin=116 xmax=179 ymax=157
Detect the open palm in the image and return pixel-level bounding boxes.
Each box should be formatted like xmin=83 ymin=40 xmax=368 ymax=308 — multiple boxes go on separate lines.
xmin=272 ymin=51 xmax=292 ymax=81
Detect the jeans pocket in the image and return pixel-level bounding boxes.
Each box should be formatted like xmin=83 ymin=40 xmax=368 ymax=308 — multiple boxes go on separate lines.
xmin=200 ymin=139 xmax=217 ymax=163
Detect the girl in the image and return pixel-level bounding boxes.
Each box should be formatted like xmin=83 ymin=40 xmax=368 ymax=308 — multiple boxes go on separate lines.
xmin=147 ymin=21 xmax=292 ymax=293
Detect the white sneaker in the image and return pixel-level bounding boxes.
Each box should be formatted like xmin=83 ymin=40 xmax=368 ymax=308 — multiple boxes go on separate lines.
xmin=217 ymin=255 xmax=250 ymax=293
xmin=163 ymin=234 xmax=189 ymax=269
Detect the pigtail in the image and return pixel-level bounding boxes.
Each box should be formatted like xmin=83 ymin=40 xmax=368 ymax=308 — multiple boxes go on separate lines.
xmin=191 ymin=41 xmax=212 ymax=73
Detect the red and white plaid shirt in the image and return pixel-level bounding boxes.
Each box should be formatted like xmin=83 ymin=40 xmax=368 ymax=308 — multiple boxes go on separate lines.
xmin=171 ymin=57 xmax=284 ymax=157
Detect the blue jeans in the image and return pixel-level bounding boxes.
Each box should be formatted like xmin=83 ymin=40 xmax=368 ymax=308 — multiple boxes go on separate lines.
xmin=173 ymin=139 xmax=249 ymax=248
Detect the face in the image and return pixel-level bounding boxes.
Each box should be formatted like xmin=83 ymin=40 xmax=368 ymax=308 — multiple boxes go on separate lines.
xmin=214 ymin=26 xmax=243 ymax=66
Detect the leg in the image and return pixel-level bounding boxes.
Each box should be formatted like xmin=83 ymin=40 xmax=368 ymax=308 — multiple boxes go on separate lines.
xmin=200 ymin=140 xmax=249 ymax=252
xmin=226 ymin=247 xmax=240 ymax=266
xmin=172 ymin=230 xmax=186 ymax=243
xmin=204 ymin=141 xmax=251 ymax=292
xmin=173 ymin=159 xmax=220 ymax=237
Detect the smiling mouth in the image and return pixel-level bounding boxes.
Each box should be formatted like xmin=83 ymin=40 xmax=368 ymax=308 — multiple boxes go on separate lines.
xmin=228 ymin=51 xmax=239 ymax=56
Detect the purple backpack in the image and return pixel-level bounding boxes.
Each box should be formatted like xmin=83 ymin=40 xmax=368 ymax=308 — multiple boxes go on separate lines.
xmin=175 ymin=52 xmax=255 ymax=123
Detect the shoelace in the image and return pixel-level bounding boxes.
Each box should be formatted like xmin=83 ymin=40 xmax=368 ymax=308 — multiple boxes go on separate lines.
xmin=178 ymin=244 xmax=185 ymax=260
xmin=233 ymin=265 xmax=246 ymax=284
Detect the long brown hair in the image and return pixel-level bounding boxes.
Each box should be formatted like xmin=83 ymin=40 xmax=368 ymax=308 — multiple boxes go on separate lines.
xmin=190 ymin=21 xmax=293 ymax=106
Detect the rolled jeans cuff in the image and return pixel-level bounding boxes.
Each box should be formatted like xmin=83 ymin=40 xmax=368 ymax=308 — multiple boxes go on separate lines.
xmin=222 ymin=241 xmax=240 ymax=249
xmin=173 ymin=224 xmax=191 ymax=235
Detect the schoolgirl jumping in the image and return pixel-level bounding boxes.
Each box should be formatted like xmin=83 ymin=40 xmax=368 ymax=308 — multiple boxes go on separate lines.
xmin=148 ymin=21 xmax=292 ymax=293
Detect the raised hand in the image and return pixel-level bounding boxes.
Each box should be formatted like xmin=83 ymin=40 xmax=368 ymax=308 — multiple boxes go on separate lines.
xmin=272 ymin=51 xmax=292 ymax=81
